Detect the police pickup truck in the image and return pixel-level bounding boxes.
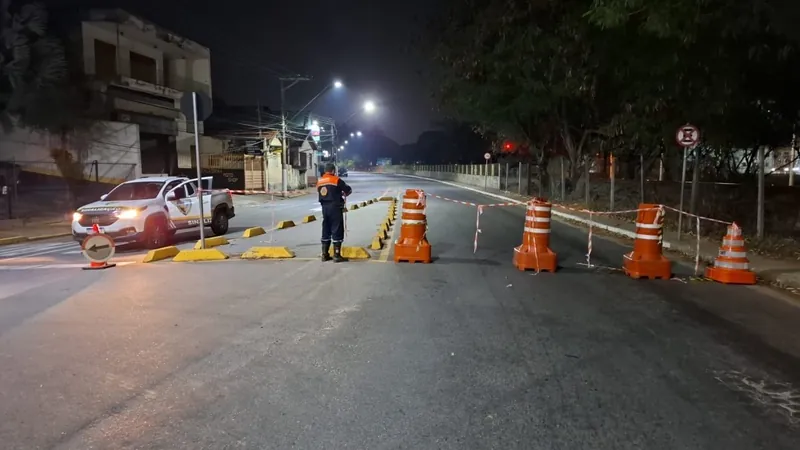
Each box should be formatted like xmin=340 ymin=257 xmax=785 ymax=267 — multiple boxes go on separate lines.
xmin=72 ymin=176 xmax=235 ymax=249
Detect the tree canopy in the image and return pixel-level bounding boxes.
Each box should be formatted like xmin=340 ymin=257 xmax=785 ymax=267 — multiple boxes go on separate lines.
xmin=430 ymin=0 xmax=800 ymax=182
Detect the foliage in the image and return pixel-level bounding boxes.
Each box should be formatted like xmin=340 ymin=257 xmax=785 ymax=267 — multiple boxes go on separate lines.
xmin=0 ymin=0 xmax=74 ymax=132
xmin=430 ymin=0 xmax=800 ymax=185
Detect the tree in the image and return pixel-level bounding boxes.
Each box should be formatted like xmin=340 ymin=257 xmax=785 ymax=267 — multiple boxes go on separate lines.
xmin=0 ymin=0 xmax=70 ymax=132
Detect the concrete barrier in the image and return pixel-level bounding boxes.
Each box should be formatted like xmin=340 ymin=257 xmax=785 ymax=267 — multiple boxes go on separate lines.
xmin=193 ymin=236 xmax=229 ymax=249
xmin=328 ymin=246 xmax=370 ymax=259
xmin=173 ymin=248 xmax=229 ymax=262
xmin=302 ymin=215 xmax=317 ymax=223
xmin=241 ymin=247 xmax=295 ymax=259
xmin=277 ymin=220 xmax=296 ymax=229
xmin=142 ymin=246 xmax=180 ymax=263
xmin=242 ymin=227 xmax=266 ymax=238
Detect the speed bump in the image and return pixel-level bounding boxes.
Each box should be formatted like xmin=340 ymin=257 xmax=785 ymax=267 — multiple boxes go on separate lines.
xmin=241 ymin=247 xmax=295 ymax=259
xmin=367 ymin=199 xmax=374 ymax=205
xmin=242 ymin=227 xmax=266 ymax=238
xmin=302 ymin=215 xmax=317 ymax=223
xmin=327 ymin=246 xmax=370 ymax=259
xmin=359 ymin=201 xmax=368 ymax=207
xmin=370 ymin=237 xmax=383 ymax=250
xmin=377 ymin=229 xmax=389 ymax=240
xmin=380 ymin=222 xmax=390 ymax=233
xmin=173 ymin=248 xmax=229 ymax=262
xmin=194 ymin=236 xmax=229 ymax=249
xmin=379 ymin=196 xmax=394 ymax=202
xmin=350 ymin=204 xmax=359 ymax=211
xmin=277 ymin=220 xmax=296 ymax=229
xmin=142 ymin=245 xmax=180 ymax=263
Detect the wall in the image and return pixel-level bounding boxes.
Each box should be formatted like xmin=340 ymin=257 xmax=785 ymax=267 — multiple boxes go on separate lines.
xmin=385 ymin=164 xmax=501 ymax=190
xmin=265 ymin=153 xmax=305 ymax=192
xmin=0 ymin=121 xmax=142 ymax=183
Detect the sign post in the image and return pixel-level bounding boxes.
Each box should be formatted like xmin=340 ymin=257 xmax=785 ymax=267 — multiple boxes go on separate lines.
xmin=676 ymin=124 xmax=700 ymax=240
xmin=484 ymin=152 xmax=491 ymax=191
xmin=81 ymin=229 xmax=116 ymax=270
xmin=180 ymin=92 xmax=212 ymax=248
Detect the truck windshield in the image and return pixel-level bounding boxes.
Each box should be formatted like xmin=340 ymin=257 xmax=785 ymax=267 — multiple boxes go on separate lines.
xmin=104 ymin=182 xmax=164 ymax=201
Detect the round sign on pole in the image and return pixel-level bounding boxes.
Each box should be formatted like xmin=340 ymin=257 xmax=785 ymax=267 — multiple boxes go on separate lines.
xmin=676 ymin=124 xmax=700 ymax=148
xmin=484 ymin=152 xmax=491 ymax=161
xmin=82 ymin=234 xmax=116 ymax=264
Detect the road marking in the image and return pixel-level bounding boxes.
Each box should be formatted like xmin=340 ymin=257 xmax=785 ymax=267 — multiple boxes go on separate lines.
xmin=0 ymin=261 xmax=135 ymax=270
xmin=0 ymin=242 xmax=78 ymax=260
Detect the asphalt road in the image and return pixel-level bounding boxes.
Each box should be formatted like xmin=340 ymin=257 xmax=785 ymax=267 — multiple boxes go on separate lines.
xmin=0 ymin=172 xmax=798 ymax=449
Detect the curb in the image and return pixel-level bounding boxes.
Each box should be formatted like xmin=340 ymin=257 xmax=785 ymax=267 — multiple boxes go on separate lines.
xmin=0 ymin=236 xmax=27 ymax=246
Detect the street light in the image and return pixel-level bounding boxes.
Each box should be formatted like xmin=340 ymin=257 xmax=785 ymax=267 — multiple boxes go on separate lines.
xmin=364 ymin=100 xmax=376 ymax=113
xmin=334 ymin=80 xmax=343 ymax=88
xmin=345 ymin=140 xmax=349 ymax=144
xmin=350 ymin=132 xmax=354 ymax=137
xmin=356 ymin=131 xmax=362 ymax=136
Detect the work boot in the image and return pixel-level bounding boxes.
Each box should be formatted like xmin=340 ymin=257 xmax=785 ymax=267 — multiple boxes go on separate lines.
xmin=321 ymin=242 xmax=332 ymax=262
xmin=333 ymin=244 xmax=348 ymax=263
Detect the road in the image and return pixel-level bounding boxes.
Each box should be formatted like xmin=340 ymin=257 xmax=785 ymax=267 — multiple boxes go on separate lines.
xmin=0 ymin=172 xmax=798 ymax=449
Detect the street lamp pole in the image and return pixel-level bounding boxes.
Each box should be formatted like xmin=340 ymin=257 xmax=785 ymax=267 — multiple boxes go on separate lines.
xmin=279 ymin=75 xmax=310 ymax=195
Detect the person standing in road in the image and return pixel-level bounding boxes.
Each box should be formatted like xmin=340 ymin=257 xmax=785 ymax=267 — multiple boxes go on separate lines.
xmin=317 ymin=163 xmax=352 ymax=262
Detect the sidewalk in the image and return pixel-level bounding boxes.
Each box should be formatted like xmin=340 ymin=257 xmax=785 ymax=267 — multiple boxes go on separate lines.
xmin=0 ymin=217 xmax=72 ymax=245
xmin=400 ymin=174 xmax=800 ymax=292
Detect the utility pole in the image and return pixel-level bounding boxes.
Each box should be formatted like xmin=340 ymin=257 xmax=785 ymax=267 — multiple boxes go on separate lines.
xmin=279 ymin=75 xmax=310 ymax=195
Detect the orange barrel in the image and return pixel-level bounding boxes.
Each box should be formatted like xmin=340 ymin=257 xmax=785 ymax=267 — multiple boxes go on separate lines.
xmin=394 ymin=189 xmax=432 ymax=263
xmin=622 ymin=203 xmax=671 ymax=279
xmin=513 ymin=198 xmax=557 ymax=272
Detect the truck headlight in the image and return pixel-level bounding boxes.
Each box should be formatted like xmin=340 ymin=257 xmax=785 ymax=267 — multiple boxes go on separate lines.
xmin=72 ymin=212 xmax=82 ymax=221
xmin=117 ymin=209 xmax=139 ymax=219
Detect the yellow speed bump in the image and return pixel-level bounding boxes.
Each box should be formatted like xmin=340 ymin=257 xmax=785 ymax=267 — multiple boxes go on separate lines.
xmin=242 ymin=227 xmax=266 ymax=238
xmin=194 ymin=236 xmax=229 ymax=249
xmin=302 ymin=215 xmax=317 ymax=223
xmin=350 ymin=204 xmax=359 ymax=211
xmin=142 ymin=245 xmax=180 ymax=263
xmin=277 ymin=220 xmax=296 ymax=229
xmin=358 ymin=201 xmax=367 ymax=207
xmin=173 ymin=248 xmax=229 ymax=262
xmin=380 ymin=222 xmax=390 ymax=233
xmin=377 ymin=229 xmax=389 ymax=240
xmin=379 ymin=196 xmax=394 ymax=202
xmin=367 ymin=199 xmax=374 ymax=205
xmin=328 ymin=246 xmax=371 ymax=259
xmin=241 ymin=247 xmax=295 ymax=259
xmin=370 ymin=237 xmax=383 ymax=250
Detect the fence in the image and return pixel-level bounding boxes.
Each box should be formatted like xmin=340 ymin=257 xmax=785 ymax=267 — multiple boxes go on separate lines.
xmin=386 ymin=162 xmax=800 ymax=243
xmin=0 ymin=160 xmax=137 ymax=220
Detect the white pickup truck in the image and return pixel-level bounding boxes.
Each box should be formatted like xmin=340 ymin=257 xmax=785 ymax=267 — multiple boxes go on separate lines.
xmin=71 ymin=176 xmax=235 ymax=249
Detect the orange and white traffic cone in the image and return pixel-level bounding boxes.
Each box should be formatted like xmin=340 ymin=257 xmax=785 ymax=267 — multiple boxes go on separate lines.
xmin=704 ymin=223 xmax=756 ymax=284
xmin=513 ymin=198 xmax=557 ymax=272
xmin=394 ymin=189 xmax=432 ymax=263
xmin=622 ymin=204 xmax=671 ymax=279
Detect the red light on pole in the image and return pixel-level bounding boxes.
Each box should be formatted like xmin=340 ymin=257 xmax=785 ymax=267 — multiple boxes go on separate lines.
xmin=502 ymin=141 xmax=515 ymax=152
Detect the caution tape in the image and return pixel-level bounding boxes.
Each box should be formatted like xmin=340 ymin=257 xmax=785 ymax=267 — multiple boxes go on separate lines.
xmin=474 ymin=205 xmax=483 ymax=253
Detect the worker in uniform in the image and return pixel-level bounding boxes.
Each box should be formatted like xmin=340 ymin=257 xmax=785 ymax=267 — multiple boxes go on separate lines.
xmin=317 ymin=163 xmax=352 ymax=262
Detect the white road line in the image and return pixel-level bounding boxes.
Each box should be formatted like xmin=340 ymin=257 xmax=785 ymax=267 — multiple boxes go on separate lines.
xmin=0 ymin=242 xmax=78 ymax=260
xmin=0 ymin=261 xmax=135 ymax=270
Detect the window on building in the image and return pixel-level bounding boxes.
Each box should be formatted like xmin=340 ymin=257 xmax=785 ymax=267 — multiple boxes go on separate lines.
xmin=94 ymin=40 xmax=117 ymax=80
xmin=130 ymin=51 xmax=158 ymax=84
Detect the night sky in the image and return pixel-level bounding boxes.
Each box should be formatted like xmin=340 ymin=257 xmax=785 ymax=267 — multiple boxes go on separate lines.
xmin=42 ymin=0 xmax=443 ymax=144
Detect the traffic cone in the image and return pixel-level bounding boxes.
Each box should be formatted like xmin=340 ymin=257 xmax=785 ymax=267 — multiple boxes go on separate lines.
xmin=513 ymin=198 xmax=557 ymax=272
xmin=622 ymin=204 xmax=671 ymax=279
xmin=705 ymin=223 xmax=756 ymax=284
xmin=394 ymin=189 xmax=432 ymax=263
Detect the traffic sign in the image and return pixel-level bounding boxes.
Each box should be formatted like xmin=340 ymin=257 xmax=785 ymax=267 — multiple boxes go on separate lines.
xmin=484 ymin=152 xmax=491 ymax=160
xmin=676 ymin=124 xmax=700 ymax=148
xmin=82 ymin=233 xmax=116 ymax=264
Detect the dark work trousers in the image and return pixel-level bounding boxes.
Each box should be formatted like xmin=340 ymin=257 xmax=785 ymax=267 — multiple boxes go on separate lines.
xmin=321 ymin=203 xmax=345 ymax=245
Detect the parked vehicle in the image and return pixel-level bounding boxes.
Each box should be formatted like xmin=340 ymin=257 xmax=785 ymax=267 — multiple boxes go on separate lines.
xmin=71 ymin=176 xmax=235 ymax=249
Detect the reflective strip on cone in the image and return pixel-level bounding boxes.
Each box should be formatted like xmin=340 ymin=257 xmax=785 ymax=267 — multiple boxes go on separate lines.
xmin=723 ymin=239 xmax=744 ymax=247
xmin=526 ymin=216 xmax=551 ymax=223
xmin=719 ymin=250 xmax=748 ymax=258
xmin=635 ymin=222 xmax=662 ymax=229
xmin=635 ymin=233 xmax=661 ymax=241
xmin=715 ymin=260 xmax=750 ymax=270
xmin=402 ymin=219 xmax=426 ymax=225
xmin=524 ymin=227 xmax=551 ymax=234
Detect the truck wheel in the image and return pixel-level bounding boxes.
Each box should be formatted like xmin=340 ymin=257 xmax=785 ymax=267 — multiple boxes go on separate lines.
xmin=144 ymin=216 xmax=168 ymax=249
xmin=210 ymin=207 xmax=229 ymax=236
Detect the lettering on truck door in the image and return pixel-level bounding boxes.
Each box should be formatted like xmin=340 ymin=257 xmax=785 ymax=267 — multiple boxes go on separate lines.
xmin=165 ymin=180 xmax=200 ymax=229
xmin=184 ymin=179 xmax=213 ymax=227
